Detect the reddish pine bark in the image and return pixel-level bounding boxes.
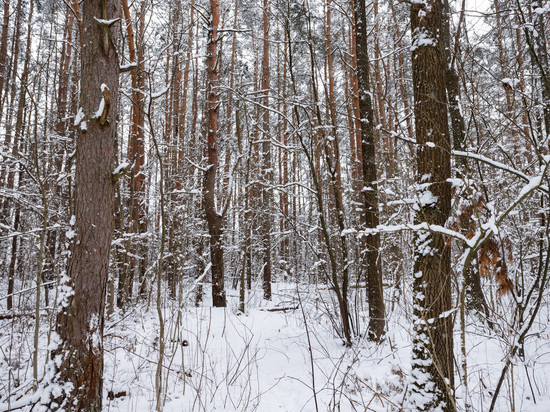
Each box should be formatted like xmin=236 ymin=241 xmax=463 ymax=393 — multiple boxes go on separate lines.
xmin=204 ymin=0 xmax=226 ymax=307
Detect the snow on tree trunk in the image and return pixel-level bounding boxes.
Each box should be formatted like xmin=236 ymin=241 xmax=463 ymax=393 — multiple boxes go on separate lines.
xmin=408 ymin=0 xmax=455 ymax=410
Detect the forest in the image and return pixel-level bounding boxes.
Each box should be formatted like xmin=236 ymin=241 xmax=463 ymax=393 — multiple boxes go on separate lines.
xmin=0 ymin=0 xmax=550 ymax=410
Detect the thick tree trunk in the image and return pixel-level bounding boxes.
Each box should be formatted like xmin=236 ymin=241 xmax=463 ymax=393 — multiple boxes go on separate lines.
xmin=354 ymin=0 xmax=386 ymax=342
xmin=204 ymin=0 xmax=226 ymax=307
xmin=408 ymin=0 xmax=455 ymax=409
xmin=50 ymin=0 xmax=120 ymax=409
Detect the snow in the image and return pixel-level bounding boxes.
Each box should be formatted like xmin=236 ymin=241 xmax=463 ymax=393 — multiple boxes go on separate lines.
xmin=418 ymin=188 xmax=438 ymax=207
xmin=113 ymin=162 xmax=130 ymax=176
xmin=121 ymin=62 xmax=138 ymax=70
xmin=534 ymin=2 xmax=550 ymax=14
xmin=2 ymin=281 xmax=550 ymax=411
xmin=452 ymin=150 xmax=549 ymax=194
xmin=74 ymin=108 xmax=84 ymax=126
xmin=74 ymin=107 xmax=88 ymax=131
xmin=94 ymin=97 xmax=106 ymax=119
xmin=502 ymin=78 xmax=520 ymax=89
xmin=97 ymin=289 xmax=383 ymax=411
xmin=94 ymin=17 xmax=120 ymax=26
xmin=411 ymin=28 xmax=436 ymax=52
xmin=151 ymin=85 xmax=171 ymax=99
xmin=518 ymin=175 xmax=543 ymax=200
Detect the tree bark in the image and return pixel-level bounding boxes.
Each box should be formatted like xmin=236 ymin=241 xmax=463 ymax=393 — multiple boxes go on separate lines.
xmin=50 ymin=0 xmax=120 ymax=409
xmin=261 ymin=0 xmax=273 ymax=300
xmin=354 ymin=0 xmax=386 ymax=342
xmin=204 ymin=0 xmax=226 ymax=307
xmin=123 ymin=0 xmax=147 ymax=301
xmin=0 ymin=0 xmax=10 ymax=120
xmin=409 ymin=0 xmax=455 ymax=409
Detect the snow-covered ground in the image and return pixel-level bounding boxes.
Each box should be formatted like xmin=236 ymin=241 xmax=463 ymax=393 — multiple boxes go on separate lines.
xmin=2 ymin=281 xmax=550 ymax=411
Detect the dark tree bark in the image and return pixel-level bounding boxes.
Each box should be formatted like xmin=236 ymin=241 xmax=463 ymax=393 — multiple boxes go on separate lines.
xmin=204 ymin=0 xmax=226 ymax=307
xmin=408 ymin=0 xmax=455 ymax=410
xmin=261 ymin=0 xmax=273 ymax=300
xmin=354 ymin=0 xmax=386 ymax=342
xmin=50 ymin=0 xmax=120 ymax=409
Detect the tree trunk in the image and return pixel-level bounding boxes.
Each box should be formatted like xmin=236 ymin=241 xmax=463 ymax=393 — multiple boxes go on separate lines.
xmin=0 ymin=0 xmax=22 ymax=209
xmin=204 ymin=0 xmax=226 ymax=307
xmin=354 ymin=0 xmax=386 ymax=342
xmin=408 ymin=0 xmax=455 ymax=409
xmin=123 ymin=0 xmax=147 ymax=301
xmin=0 ymin=0 xmax=10 ymax=120
xmin=50 ymin=0 xmax=120 ymax=409
xmin=261 ymin=0 xmax=272 ymax=300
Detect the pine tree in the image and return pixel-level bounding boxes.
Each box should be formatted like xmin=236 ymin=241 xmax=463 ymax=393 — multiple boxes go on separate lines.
xmin=408 ymin=0 xmax=455 ymax=409
xmin=49 ymin=0 xmax=120 ymax=408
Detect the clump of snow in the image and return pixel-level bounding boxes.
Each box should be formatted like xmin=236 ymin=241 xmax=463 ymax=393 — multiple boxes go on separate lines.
xmin=65 ymin=229 xmax=76 ymax=240
xmin=418 ymin=189 xmax=438 ymax=207
xmin=74 ymin=108 xmax=85 ymax=126
xmin=94 ymin=97 xmax=106 ymax=119
xmin=57 ymin=273 xmax=74 ymax=310
xmin=411 ymin=28 xmax=436 ymax=52
xmin=121 ymin=62 xmax=138 ymax=71
xmin=502 ymin=77 xmax=520 ymax=89
xmin=113 ymin=162 xmax=130 ymax=176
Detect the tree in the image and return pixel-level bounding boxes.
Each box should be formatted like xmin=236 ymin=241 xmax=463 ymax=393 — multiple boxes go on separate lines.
xmin=48 ymin=0 xmax=120 ymax=408
xmin=260 ymin=0 xmax=273 ymax=300
xmin=408 ymin=0 xmax=455 ymax=409
xmin=354 ymin=0 xmax=386 ymax=342
xmin=124 ymin=0 xmax=148 ymax=302
xmin=0 ymin=0 xmax=10 ymax=120
xmin=204 ymin=0 xmax=226 ymax=308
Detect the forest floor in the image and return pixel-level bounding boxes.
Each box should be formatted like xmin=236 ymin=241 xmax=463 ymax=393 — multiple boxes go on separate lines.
xmin=1 ymin=281 xmax=550 ymax=411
